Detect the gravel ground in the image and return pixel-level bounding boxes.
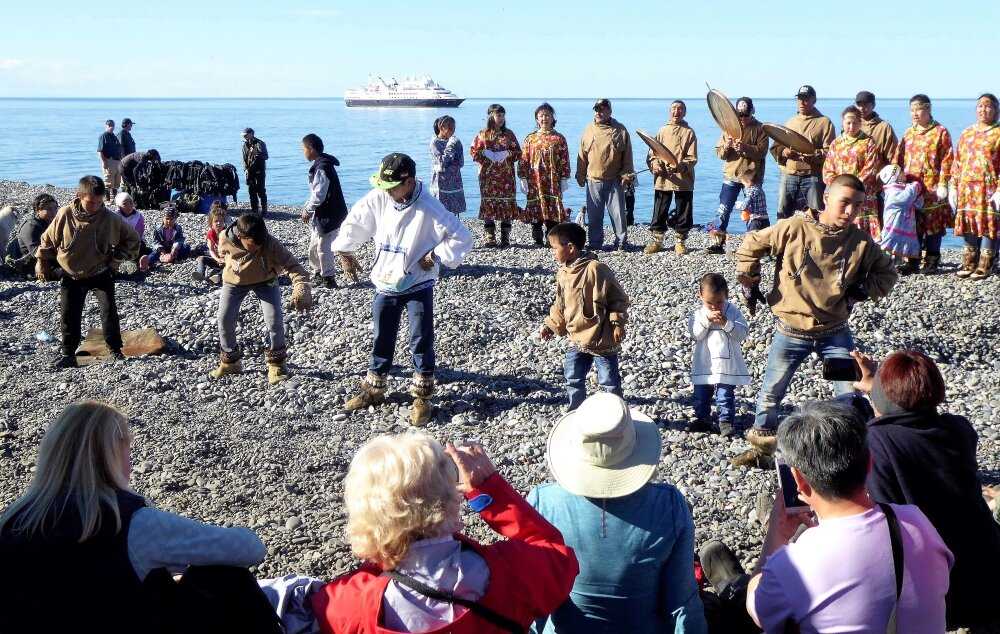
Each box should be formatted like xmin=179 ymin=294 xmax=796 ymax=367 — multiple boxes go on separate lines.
xmin=1 ymin=179 xmax=998 ymax=579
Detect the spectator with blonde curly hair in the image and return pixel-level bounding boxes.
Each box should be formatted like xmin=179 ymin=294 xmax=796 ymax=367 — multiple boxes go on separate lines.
xmin=309 ymin=433 xmax=579 ymax=633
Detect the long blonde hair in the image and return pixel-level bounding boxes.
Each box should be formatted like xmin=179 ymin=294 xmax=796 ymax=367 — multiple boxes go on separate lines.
xmin=345 ymin=433 xmax=462 ymax=570
xmin=0 ymin=401 xmax=131 ymax=542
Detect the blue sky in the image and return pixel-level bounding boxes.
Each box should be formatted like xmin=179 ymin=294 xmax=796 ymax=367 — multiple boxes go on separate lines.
xmin=2 ymin=0 xmax=996 ymax=98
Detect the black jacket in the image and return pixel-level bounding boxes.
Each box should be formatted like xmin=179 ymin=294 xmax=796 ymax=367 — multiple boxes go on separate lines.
xmin=309 ymin=153 xmax=348 ymax=234
xmin=867 ymin=409 xmax=1000 ymax=628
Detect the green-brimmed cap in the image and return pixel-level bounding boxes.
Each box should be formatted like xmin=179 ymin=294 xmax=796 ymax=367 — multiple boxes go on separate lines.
xmin=370 ymin=152 xmax=416 ymax=190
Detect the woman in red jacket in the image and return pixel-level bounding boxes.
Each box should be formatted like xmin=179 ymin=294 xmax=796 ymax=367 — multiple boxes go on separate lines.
xmin=310 ymin=433 xmax=578 ymax=634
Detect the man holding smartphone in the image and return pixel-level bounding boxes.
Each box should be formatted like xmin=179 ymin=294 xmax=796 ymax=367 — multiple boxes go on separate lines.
xmin=733 ymin=174 xmax=897 ymax=464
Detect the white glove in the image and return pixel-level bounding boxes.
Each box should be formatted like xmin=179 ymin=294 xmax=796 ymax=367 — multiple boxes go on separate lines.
xmin=518 ymin=179 xmax=528 ymax=194
xmin=496 ymin=150 xmax=510 ymax=163
xmin=560 ymin=178 xmax=569 ymax=193
xmin=991 ymin=189 xmax=1000 ymax=210
xmin=948 ymin=185 xmax=957 ymax=211
xmin=936 ymin=184 xmax=948 ymax=202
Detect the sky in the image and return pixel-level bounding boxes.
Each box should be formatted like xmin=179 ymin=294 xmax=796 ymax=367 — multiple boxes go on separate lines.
xmin=2 ymin=0 xmax=997 ymax=99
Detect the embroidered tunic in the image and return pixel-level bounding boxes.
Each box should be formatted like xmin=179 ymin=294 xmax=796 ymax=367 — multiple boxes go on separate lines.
xmin=823 ymin=133 xmax=880 ymax=239
xmin=893 ymin=122 xmax=954 ymax=236
xmin=951 ymin=123 xmax=1000 ymax=239
xmin=518 ymin=129 xmax=570 ymax=223
xmin=470 ymin=128 xmax=521 ymax=221
xmin=429 ymin=136 xmax=466 ymax=215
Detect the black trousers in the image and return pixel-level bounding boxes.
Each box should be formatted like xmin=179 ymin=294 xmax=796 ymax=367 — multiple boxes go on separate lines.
xmin=650 ymin=190 xmax=693 ymax=236
xmin=143 ymin=566 xmax=283 ymax=634
xmin=60 ymin=271 xmax=122 ymax=356
xmin=247 ymin=169 xmax=267 ymax=211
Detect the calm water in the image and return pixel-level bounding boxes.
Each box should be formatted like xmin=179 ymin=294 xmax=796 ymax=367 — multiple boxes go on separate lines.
xmin=0 ymin=97 xmax=978 ymax=243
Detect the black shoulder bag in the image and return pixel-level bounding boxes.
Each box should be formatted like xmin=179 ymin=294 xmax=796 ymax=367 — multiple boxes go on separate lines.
xmin=877 ymin=503 xmax=905 ymax=634
xmin=382 ymin=569 xmax=525 ymax=633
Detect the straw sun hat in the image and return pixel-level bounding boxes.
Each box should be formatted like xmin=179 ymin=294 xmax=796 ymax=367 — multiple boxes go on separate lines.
xmin=546 ymin=393 xmax=661 ymax=499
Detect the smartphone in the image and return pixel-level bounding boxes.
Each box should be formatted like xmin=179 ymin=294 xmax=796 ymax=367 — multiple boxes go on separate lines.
xmin=822 ymin=356 xmax=861 ymax=382
xmin=775 ymin=457 xmax=809 ymax=513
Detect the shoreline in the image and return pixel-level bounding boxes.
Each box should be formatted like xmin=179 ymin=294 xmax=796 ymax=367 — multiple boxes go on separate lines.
xmin=1 ymin=178 xmax=997 ymax=577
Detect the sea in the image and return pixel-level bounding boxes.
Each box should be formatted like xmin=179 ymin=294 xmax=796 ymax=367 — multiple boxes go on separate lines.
xmin=0 ymin=97 xmax=978 ymax=244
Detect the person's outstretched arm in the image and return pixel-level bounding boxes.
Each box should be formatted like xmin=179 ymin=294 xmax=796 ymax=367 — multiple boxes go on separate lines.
xmin=431 ymin=209 xmax=473 ymax=268
xmin=330 ymin=195 xmax=378 ymax=254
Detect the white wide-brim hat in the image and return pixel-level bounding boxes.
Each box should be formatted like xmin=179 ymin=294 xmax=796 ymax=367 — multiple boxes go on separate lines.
xmin=546 ymin=392 xmax=661 ymax=499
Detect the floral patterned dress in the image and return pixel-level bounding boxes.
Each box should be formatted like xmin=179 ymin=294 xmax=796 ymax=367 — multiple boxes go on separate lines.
xmin=429 ymin=136 xmax=466 ymax=214
xmin=823 ymin=133 xmax=880 ymax=238
xmin=470 ymin=127 xmax=521 ymax=222
xmin=893 ymin=122 xmax=954 ymax=236
xmin=951 ymin=123 xmax=1000 ymax=239
xmin=517 ymin=129 xmax=570 ymax=223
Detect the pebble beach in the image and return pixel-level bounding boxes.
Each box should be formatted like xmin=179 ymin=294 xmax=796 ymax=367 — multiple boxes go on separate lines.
xmin=1 ymin=178 xmax=998 ymax=579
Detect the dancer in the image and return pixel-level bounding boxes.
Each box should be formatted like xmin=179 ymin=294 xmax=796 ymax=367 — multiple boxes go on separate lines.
xmin=429 ymin=115 xmax=466 ymax=215
xmin=645 ymin=100 xmax=698 ymax=255
xmin=519 ymin=103 xmax=570 ymax=246
xmin=471 ymin=104 xmax=520 ymax=248
xmin=823 ymin=106 xmax=880 ymax=239
xmin=771 ymin=85 xmax=835 ymax=218
xmin=576 ymin=99 xmax=634 ymax=250
xmin=335 ymin=153 xmax=473 ymax=426
xmin=301 ymin=133 xmax=348 ymax=289
xmin=951 ymin=93 xmax=1000 ymax=280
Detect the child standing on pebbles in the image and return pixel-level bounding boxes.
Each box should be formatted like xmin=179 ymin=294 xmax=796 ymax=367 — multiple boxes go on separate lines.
xmin=687 ymin=272 xmax=749 ymax=437
xmin=540 ymin=222 xmax=630 ymax=411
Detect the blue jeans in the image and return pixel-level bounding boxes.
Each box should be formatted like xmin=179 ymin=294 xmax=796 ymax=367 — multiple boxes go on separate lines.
xmin=371 ymin=285 xmax=434 ymax=376
xmin=585 ymin=179 xmax=627 ymax=249
xmin=712 ymin=181 xmax=744 ymax=232
xmin=964 ymin=235 xmax=997 ymax=251
xmin=754 ymin=328 xmax=855 ymax=431
xmin=693 ymin=384 xmax=735 ymax=423
xmin=777 ymin=173 xmax=824 ymax=219
xmin=564 ymin=349 xmax=622 ymax=410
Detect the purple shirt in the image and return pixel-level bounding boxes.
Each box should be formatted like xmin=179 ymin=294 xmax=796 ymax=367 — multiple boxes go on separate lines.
xmin=749 ymin=504 xmax=952 ymax=634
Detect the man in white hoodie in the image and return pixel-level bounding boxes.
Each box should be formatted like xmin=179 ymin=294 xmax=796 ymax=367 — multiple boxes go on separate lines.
xmin=333 ymin=153 xmax=473 ymax=426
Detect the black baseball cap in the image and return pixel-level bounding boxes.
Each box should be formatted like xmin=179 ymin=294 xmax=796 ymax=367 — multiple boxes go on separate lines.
xmin=795 ymin=85 xmax=817 ymax=99
xmin=370 ymin=153 xmax=416 ymax=190
xmin=736 ymin=97 xmax=755 ymax=115
xmin=122 ymin=118 xmax=134 ymax=126
xmin=105 ymin=119 xmax=114 ymax=126
xmin=242 ymin=127 xmax=254 ymax=135
xmin=855 ymin=90 xmax=876 ymax=105
xmin=593 ymin=98 xmax=612 ymax=112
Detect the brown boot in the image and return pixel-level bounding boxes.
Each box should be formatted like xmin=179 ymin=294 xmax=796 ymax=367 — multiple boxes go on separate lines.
xmin=409 ymin=373 xmax=435 ymax=427
xmin=643 ymin=232 xmax=664 ymax=254
xmin=344 ymin=372 xmax=387 ymax=411
xmin=920 ymin=253 xmax=940 ymax=274
xmin=746 ymin=427 xmax=778 ymax=455
xmin=674 ymin=238 xmax=688 ymax=255
xmin=957 ymin=246 xmax=980 ymax=278
xmin=209 ymin=360 xmax=242 ymax=379
xmin=482 ymin=225 xmax=498 ymax=248
xmin=970 ymin=249 xmax=996 ymax=281
xmin=706 ymin=231 xmax=726 ymax=254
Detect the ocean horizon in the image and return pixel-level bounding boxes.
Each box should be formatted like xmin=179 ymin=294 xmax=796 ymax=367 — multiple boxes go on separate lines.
xmin=1 ymin=97 xmax=980 ymax=245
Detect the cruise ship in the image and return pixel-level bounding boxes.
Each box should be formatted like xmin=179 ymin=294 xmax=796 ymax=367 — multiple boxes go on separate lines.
xmin=344 ymin=75 xmax=465 ymax=108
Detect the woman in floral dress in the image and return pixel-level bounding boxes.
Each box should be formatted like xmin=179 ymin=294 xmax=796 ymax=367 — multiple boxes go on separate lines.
xmin=893 ymin=93 xmax=954 ymax=273
xmin=429 ymin=115 xmax=466 ymax=215
xmin=823 ymin=106 xmax=880 ymax=238
xmin=518 ymin=103 xmax=570 ymax=246
xmin=951 ymin=93 xmax=1000 ymax=280
xmin=470 ymin=104 xmax=521 ymax=248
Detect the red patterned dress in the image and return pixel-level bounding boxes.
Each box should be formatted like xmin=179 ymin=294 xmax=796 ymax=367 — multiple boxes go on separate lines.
xmin=517 ymin=129 xmax=570 ymax=223
xmin=951 ymin=123 xmax=1000 ymax=239
xmin=823 ymin=133 xmax=880 ymax=238
xmin=894 ymin=122 xmax=954 ymax=236
xmin=470 ymin=127 xmax=521 ymax=222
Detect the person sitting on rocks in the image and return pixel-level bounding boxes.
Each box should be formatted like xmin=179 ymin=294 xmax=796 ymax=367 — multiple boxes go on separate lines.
xmin=209 ymin=213 xmax=312 ymax=385
xmin=849 ymin=349 xmax=1000 ymax=632
xmin=733 ymin=174 xmax=898 ymax=466
xmin=4 ymin=193 xmax=58 ymax=277
xmin=527 ymin=392 xmax=708 ymax=633
xmin=710 ymin=400 xmax=952 ymax=633
xmin=147 ymin=205 xmax=189 ymax=269
xmin=334 ymin=153 xmax=473 ymax=427
xmin=36 ymin=176 xmax=140 ymax=368
xmin=0 ymin=401 xmax=280 ymax=634
xmin=192 ymin=201 xmax=227 ymax=285
xmin=113 ymin=192 xmax=151 ymax=273
xmin=308 ymin=433 xmax=579 ymax=633
xmin=687 ymin=272 xmax=750 ymax=437
xmin=540 ymin=222 xmax=630 ymax=411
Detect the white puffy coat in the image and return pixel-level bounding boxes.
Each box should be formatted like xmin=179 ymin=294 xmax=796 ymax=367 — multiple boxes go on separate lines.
xmin=688 ymin=301 xmax=751 ymax=386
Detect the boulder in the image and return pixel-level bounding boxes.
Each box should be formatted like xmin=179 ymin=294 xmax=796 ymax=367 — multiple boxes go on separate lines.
xmin=76 ymin=328 xmax=167 ymax=362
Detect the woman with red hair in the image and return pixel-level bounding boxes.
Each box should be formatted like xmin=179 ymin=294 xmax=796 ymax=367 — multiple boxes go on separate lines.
xmin=852 ymin=350 xmax=1000 ymax=633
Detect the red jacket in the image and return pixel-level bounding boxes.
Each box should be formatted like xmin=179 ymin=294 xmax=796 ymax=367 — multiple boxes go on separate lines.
xmin=311 ymin=473 xmax=579 ymax=634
